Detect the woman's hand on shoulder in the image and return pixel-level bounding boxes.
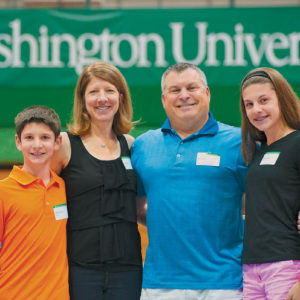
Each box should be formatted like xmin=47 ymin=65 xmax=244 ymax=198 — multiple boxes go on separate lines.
xmin=51 ymin=132 xmax=71 ymax=175
xmin=124 ymin=134 xmax=135 ymax=150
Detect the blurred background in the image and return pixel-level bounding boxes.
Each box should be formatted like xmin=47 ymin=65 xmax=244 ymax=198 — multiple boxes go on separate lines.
xmin=0 ymin=0 xmax=299 ymax=259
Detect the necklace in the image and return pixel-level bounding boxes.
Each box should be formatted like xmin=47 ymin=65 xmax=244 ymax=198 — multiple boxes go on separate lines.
xmin=99 ymin=135 xmax=117 ymax=149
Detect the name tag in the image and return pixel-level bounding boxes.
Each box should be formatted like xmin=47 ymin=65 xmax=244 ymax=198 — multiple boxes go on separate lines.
xmin=121 ymin=156 xmax=133 ymax=170
xmin=260 ymin=152 xmax=280 ymax=165
xmin=53 ymin=204 xmax=68 ymax=220
xmin=196 ymin=152 xmax=220 ymax=167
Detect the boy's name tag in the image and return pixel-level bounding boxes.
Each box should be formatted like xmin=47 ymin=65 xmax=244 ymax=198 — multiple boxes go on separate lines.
xmin=53 ymin=204 xmax=68 ymax=220
xmin=196 ymin=152 xmax=220 ymax=167
xmin=121 ymin=156 xmax=133 ymax=170
xmin=260 ymin=152 xmax=280 ymax=165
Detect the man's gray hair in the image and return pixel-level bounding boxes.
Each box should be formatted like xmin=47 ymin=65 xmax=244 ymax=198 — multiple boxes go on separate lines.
xmin=161 ymin=63 xmax=208 ymax=94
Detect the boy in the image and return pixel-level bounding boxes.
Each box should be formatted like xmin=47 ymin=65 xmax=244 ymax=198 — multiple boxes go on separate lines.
xmin=0 ymin=105 xmax=69 ymax=299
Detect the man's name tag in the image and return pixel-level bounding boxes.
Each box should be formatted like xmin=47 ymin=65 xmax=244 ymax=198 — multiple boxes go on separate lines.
xmin=121 ymin=156 xmax=133 ymax=170
xmin=53 ymin=204 xmax=68 ymax=220
xmin=260 ymin=152 xmax=280 ymax=165
xmin=196 ymin=152 xmax=220 ymax=167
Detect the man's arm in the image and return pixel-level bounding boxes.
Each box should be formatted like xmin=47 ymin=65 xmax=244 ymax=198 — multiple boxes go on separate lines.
xmin=286 ymin=282 xmax=300 ymax=300
xmin=136 ymin=196 xmax=147 ymax=227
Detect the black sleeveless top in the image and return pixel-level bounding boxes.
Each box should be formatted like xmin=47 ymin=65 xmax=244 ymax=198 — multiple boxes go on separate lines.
xmin=60 ymin=132 xmax=142 ymax=271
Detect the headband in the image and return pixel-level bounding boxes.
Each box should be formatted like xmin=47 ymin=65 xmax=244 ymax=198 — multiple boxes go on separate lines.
xmin=243 ymin=70 xmax=271 ymax=83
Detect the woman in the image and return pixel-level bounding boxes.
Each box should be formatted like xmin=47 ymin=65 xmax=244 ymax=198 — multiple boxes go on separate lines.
xmin=52 ymin=61 xmax=142 ymax=300
xmin=240 ymin=67 xmax=300 ymax=300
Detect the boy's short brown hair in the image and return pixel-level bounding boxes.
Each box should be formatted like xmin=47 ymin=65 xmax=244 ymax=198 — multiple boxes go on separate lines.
xmin=15 ymin=105 xmax=61 ymax=139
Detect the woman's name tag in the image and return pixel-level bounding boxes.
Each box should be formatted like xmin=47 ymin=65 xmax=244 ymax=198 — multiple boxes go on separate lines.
xmin=121 ymin=156 xmax=133 ymax=169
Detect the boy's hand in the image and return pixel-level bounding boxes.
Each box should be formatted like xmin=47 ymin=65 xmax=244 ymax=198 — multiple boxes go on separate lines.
xmin=286 ymin=282 xmax=300 ymax=300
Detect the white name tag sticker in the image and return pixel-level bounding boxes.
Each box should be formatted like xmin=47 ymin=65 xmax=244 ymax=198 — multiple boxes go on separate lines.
xmin=196 ymin=152 xmax=220 ymax=167
xmin=121 ymin=156 xmax=133 ymax=170
xmin=260 ymin=152 xmax=280 ymax=165
xmin=53 ymin=204 xmax=68 ymax=220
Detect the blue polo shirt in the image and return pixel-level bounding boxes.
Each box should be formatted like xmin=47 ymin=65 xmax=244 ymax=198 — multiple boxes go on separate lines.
xmin=131 ymin=113 xmax=247 ymax=290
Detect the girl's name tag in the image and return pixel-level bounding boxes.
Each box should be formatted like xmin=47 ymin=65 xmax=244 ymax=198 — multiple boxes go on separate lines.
xmin=260 ymin=152 xmax=280 ymax=165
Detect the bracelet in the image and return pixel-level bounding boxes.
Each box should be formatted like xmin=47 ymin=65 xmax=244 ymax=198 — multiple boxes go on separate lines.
xmin=298 ymin=275 xmax=300 ymax=282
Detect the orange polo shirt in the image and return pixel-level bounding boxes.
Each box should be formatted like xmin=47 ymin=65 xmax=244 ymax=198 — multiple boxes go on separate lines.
xmin=0 ymin=166 xmax=69 ymax=300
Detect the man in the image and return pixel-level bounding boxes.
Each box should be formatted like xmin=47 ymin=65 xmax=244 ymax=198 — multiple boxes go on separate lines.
xmin=131 ymin=63 xmax=247 ymax=299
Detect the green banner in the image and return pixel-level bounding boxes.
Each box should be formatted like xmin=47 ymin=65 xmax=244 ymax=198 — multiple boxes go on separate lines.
xmin=0 ymin=7 xmax=299 ymax=133
xmin=0 ymin=7 xmax=300 ymax=163
xmin=0 ymin=7 xmax=299 ymax=87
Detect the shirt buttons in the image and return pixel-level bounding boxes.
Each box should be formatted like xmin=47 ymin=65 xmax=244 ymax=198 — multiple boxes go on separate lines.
xmin=177 ymin=154 xmax=181 ymax=158
xmin=46 ymin=201 xmax=50 ymax=205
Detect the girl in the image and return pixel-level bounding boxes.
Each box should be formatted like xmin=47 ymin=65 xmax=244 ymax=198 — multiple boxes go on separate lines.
xmin=240 ymin=67 xmax=300 ymax=300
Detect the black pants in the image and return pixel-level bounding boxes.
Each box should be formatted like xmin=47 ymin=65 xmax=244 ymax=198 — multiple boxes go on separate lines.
xmin=69 ymin=264 xmax=142 ymax=300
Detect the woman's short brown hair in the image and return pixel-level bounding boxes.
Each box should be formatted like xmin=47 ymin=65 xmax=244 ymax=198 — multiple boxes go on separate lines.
xmin=69 ymin=61 xmax=135 ymax=136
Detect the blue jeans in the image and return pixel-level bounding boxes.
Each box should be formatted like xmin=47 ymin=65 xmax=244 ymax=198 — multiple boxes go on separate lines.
xmin=69 ymin=264 xmax=142 ymax=300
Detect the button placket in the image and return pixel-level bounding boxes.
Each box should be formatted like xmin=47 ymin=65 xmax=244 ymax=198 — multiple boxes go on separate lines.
xmin=44 ymin=186 xmax=52 ymax=216
xmin=176 ymin=139 xmax=184 ymax=160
